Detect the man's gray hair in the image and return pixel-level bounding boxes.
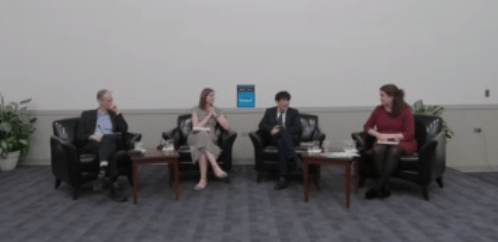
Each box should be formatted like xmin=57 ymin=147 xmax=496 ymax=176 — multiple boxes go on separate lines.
xmin=96 ymin=89 xmax=111 ymax=100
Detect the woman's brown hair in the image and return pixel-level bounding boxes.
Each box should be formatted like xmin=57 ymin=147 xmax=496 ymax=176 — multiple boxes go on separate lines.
xmin=198 ymin=88 xmax=214 ymax=110
xmin=380 ymin=84 xmax=409 ymax=117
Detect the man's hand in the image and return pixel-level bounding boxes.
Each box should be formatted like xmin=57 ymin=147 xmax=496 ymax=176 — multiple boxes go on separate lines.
xmin=90 ymin=134 xmax=102 ymax=142
xmin=270 ymin=125 xmax=281 ymax=136
xmin=108 ymin=103 xmax=120 ymax=115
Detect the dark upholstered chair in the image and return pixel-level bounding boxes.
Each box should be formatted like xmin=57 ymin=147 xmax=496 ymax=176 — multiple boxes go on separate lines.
xmin=50 ymin=117 xmax=141 ymax=200
xmin=249 ymin=113 xmax=326 ymax=182
xmin=162 ymin=114 xmax=237 ymax=175
xmin=352 ymin=114 xmax=446 ymax=200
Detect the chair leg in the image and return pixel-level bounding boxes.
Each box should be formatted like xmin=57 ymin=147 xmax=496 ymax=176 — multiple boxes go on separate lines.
xmin=436 ymin=176 xmax=444 ymax=188
xmin=72 ymin=186 xmax=79 ymax=200
xmin=127 ymin=175 xmax=133 ymax=186
xmin=256 ymin=171 xmax=263 ymax=183
xmin=421 ymin=185 xmax=429 ymax=201
xmin=55 ymin=179 xmax=62 ymax=189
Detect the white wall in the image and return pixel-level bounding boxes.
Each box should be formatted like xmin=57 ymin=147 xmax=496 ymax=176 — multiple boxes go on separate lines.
xmin=1 ymin=0 xmax=497 ymax=110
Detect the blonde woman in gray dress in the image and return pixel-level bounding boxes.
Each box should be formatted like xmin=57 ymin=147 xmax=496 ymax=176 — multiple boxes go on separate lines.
xmin=188 ymin=88 xmax=231 ymax=190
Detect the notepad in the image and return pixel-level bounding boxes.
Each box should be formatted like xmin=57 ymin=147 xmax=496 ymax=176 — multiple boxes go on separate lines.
xmin=193 ymin=127 xmax=210 ymax=132
xmin=377 ymin=140 xmax=399 ymax=145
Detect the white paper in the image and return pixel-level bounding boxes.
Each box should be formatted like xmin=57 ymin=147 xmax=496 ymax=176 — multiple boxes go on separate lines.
xmin=321 ymin=152 xmax=360 ymax=158
xmin=193 ymin=127 xmax=210 ymax=131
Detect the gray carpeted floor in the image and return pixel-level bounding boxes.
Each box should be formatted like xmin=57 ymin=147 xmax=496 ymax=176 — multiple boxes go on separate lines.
xmin=1 ymin=165 xmax=497 ymax=242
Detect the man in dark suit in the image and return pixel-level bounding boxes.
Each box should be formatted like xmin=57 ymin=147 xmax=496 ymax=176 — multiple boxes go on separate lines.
xmin=76 ymin=89 xmax=128 ymax=202
xmin=259 ymin=91 xmax=301 ymax=190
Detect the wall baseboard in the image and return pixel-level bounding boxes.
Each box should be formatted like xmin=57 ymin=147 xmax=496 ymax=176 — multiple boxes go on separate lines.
xmin=450 ymin=165 xmax=498 ymax=173
xmin=20 ymin=158 xmax=256 ymax=166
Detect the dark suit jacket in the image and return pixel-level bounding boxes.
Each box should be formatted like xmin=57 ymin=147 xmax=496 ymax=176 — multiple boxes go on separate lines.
xmin=259 ymin=107 xmax=300 ymax=143
xmin=76 ymin=109 xmax=128 ymax=146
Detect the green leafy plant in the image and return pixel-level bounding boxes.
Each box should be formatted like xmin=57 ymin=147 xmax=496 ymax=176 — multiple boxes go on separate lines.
xmin=412 ymin=100 xmax=454 ymax=139
xmin=0 ymin=93 xmax=37 ymax=158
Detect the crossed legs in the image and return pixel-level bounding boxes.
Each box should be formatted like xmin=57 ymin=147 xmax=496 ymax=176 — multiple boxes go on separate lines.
xmin=195 ymin=150 xmax=228 ymax=190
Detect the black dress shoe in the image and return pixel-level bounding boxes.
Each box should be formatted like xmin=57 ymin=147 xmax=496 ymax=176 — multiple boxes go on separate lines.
xmin=365 ymin=189 xmax=379 ymax=199
xmin=109 ymin=182 xmax=127 ymax=202
xmin=274 ymin=178 xmax=289 ymax=190
xmin=378 ymin=187 xmax=391 ymax=198
xmin=93 ymin=178 xmax=110 ymax=192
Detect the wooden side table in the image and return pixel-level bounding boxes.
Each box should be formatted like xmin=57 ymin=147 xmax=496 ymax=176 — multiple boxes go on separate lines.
xmin=302 ymin=151 xmax=359 ymax=208
xmin=129 ymin=149 xmax=180 ymax=204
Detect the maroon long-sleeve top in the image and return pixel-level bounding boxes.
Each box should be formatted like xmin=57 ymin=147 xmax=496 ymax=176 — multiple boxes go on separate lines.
xmin=363 ymin=105 xmax=417 ymax=154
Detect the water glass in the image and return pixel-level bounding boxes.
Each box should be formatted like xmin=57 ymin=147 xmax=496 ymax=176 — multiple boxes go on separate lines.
xmin=165 ymin=139 xmax=174 ymax=151
xmin=134 ymin=141 xmax=143 ymax=150
xmin=322 ymin=140 xmax=330 ymax=153
xmin=343 ymin=140 xmax=356 ymax=153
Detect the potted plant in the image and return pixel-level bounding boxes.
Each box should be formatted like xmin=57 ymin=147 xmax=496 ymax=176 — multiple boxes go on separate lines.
xmin=0 ymin=93 xmax=37 ymax=171
xmin=413 ymin=100 xmax=454 ymax=139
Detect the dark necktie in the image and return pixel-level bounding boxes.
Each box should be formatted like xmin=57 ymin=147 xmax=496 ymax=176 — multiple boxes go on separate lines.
xmin=277 ymin=111 xmax=284 ymax=126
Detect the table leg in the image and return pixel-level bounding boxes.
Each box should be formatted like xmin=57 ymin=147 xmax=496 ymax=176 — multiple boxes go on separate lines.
xmin=304 ymin=160 xmax=309 ymax=202
xmin=132 ymin=161 xmax=138 ymax=205
xmin=345 ymin=162 xmax=351 ymax=208
xmin=173 ymin=160 xmax=180 ymax=200
xmin=354 ymin=159 xmax=359 ymax=194
xmin=314 ymin=165 xmax=321 ymax=190
xmin=169 ymin=164 xmax=173 ymax=188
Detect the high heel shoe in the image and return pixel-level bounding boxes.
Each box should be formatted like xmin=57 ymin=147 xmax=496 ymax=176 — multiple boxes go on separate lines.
xmin=215 ymin=171 xmax=230 ymax=183
xmin=193 ymin=183 xmax=206 ymax=191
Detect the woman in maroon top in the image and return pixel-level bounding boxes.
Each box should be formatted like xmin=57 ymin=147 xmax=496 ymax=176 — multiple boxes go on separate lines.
xmin=363 ymin=84 xmax=416 ymax=199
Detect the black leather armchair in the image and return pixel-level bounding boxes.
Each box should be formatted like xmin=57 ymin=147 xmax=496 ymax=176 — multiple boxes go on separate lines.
xmin=249 ymin=113 xmax=326 ymax=182
xmin=162 ymin=113 xmax=237 ymax=174
xmin=50 ymin=117 xmax=141 ymax=200
xmin=352 ymin=114 xmax=446 ymax=200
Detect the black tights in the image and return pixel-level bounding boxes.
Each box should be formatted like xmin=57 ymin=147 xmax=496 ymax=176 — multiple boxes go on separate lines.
xmin=371 ymin=144 xmax=406 ymax=191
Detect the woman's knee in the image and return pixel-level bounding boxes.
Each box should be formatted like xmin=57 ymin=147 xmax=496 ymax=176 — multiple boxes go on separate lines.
xmin=388 ymin=146 xmax=405 ymax=158
xmin=372 ymin=145 xmax=387 ymax=156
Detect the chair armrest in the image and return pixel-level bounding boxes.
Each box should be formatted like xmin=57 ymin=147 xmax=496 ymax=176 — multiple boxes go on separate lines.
xmin=352 ymin=132 xmax=375 ymax=152
xmin=220 ymin=130 xmax=238 ymax=172
xmin=416 ymin=139 xmax=438 ymax=184
xmin=50 ymin=136 xmax=80 ymax=185
xmin=163 ymin=128 xmax=181 ymax=149
xmin=249 ymin=131 xmax=265 ymax=171
xmin=433 ymin=131 xmax=446 ymax=178
xmin=311 ymin=128 xmax=326 ymax=145
xmin=124 ymin=132 xmax=142 ymax=150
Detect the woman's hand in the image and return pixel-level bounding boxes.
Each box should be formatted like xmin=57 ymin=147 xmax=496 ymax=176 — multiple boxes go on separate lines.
xmin=376 ymin=133 xmax=390 ymax=141
xmin=208 ymin=107 xmax=218 ymax=118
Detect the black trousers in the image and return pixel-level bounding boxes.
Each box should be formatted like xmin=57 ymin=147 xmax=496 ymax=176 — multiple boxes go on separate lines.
xmin=371 ymin=144 xmax=406 ymax=190
xmin=271 ymin=129 xmax=298 ymax=177
xmin=81 ymin=134 xmax=125 ymax=181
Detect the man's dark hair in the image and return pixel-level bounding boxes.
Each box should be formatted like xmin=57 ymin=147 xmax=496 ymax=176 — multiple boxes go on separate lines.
xmin=275 ymin=91 xmax=291 ymax=101
xmin=96 ymin=89 xmax=110 ymax=100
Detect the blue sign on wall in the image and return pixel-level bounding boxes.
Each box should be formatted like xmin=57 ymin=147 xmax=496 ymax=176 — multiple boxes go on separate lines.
xmin=237 ymin=85 xmax=255 ymax=108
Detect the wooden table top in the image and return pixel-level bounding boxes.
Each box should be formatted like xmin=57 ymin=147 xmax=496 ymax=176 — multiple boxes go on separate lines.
xmin=129 ymin=149 xmax=179 ymax=160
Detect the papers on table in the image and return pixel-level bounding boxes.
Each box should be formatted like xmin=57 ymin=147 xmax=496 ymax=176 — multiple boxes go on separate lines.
xmin=307 ymin=148 xmax=322 ymax=153
xmin=321 ymin=152 xmax=360 ymax=158
xmin=377 ymin=140 xmax=399 ymax=145
xmin=193 ymin=127 xmax=210 ymax=132
xmin=134 ymin=148 xmax=146 ymax=153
